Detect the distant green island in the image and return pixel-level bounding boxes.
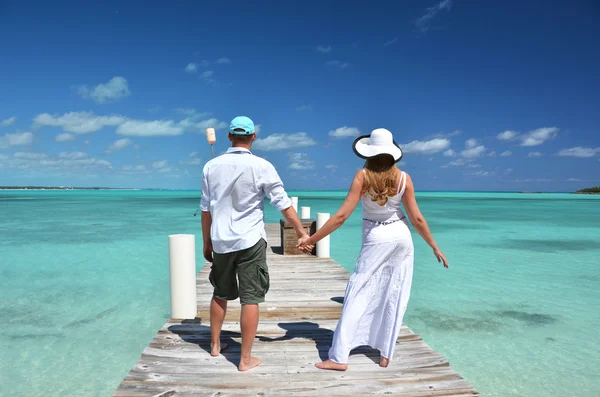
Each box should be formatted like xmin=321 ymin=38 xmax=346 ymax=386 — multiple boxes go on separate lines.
xmin=575 ymin=186 xmax=600 ymax=194
xmin=0 ymin=186 xmax=136 ymax=190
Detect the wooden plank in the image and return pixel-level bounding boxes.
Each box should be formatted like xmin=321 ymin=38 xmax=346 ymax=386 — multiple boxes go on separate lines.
xmin=113 ymin=223 xmax=479 ymax=397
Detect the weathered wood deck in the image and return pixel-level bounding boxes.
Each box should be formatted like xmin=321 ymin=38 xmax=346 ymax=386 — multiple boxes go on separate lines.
xmin=114 ymin=223 xmax=479 ymax=396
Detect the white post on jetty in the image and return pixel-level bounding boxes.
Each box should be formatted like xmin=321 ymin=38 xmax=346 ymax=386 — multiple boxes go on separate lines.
xmin=168 ymin=234 xmax=197 ymax=319
xmin=316 ymin=212 xmax=331 ymax=258
xmin=291 ymin=197 xmax=298 ymax=213
xmin=300 ymin=206 xmax=310 ymax=219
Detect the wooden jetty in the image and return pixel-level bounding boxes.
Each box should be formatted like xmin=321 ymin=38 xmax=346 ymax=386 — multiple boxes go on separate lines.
xmin=114 ymin=223 xmax=479 ymax=396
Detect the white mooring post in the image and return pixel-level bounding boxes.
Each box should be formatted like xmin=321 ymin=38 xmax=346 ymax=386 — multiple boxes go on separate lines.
xmin=291 ymin=197 xmax=298 ymax=213
xmin=316 ymin=212 xmax=331 ymax=258
xmin=300 ymin=206 xmax=311 ymax=219
xmin=168 ymin=234 xmax=197 ymax=319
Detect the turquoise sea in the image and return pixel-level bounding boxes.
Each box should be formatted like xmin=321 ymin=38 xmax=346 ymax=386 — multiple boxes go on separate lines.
xmin=1 ymin=190 xmax=599 ymax=396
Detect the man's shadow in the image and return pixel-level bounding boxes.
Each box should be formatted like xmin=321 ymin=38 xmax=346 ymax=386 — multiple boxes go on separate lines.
xmin=168 ymin=318 xmax=241 ymax=368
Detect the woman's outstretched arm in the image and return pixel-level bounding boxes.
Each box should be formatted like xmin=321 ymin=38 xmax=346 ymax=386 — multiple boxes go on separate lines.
xmin=402 ymin=173 xmax=449 ymax=268
xmin=299 ymin=169 xmax=364 ymax=246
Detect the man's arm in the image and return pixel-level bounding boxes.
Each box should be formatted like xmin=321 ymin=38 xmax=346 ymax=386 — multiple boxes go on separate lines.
xmin=201 ymin=211 xmax=213 ymax=263
xmin=261 ymin=162 xmax=308 ymax=239
xmin=200 ymin=164 xmax=213 ymax=262
xmin=280 ymin=205 xmax=308 ymax=239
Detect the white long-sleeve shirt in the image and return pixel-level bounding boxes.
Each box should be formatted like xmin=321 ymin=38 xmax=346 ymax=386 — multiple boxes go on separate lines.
xmin=200 ymin=147 xmax=292 ymax=254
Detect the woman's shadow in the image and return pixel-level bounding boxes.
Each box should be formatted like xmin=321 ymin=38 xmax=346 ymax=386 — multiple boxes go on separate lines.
xmin=257 ymin=321 xmax=333 ymax=361
xmin=257 ymin=321 xmax=379 ymax=364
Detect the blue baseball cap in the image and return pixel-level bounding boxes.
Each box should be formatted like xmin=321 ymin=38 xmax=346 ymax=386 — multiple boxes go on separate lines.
xmin=229 ymin=116 xmax=255 ymax=135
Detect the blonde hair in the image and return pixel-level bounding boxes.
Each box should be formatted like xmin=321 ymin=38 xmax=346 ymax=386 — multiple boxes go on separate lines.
xmin=361 ymin=154 xmax=399 ymax=206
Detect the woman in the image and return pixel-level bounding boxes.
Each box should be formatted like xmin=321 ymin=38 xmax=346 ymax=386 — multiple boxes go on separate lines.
xmin=297 ymin=128 xmax=448 ymax=371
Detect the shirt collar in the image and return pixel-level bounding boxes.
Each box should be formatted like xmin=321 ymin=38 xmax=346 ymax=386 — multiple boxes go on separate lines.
xmin=226 ymin=147 xmax=252 ymax=154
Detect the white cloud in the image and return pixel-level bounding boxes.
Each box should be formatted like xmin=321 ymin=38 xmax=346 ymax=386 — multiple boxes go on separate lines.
xmin=34 ymin=111 xmax=127 ymax=134
xmin=1 ymin=116 xmax=16 ymax=126
xmin=328 ymin=126 xmax=360 ymax=138
xmin=185 ymin=63 xmax=197 ymax=73
xmin=296 ymin=105 xmax=313 ymax=112
xmin=520 ymin=127 xmax=558 ymax=147
xmin=326 ymin=60 xmax=349 ymax=70
xmin=14 ymin=152 xmax=48 ymax=159
xmin=107 ymin=138 xmax=133 ymax=152
xmin=122 ymin=165 xmax=149 ymax=173
xmin=326 ymin=164 xmax=338 ymax=169
xmin=402 ymin=138 xmax=450 ymax=155
xmin=77 ymin=76 xmax=131 ymax=104
xmin=497 ymin=130 xmax=518 ymax=141
xmin=216 ymin=57 xmax=231 ymax=64
xmin=460 ymin=139 xmax=486 ymax=158
xmin=4 ymin=151 xmax=111 ymax=171
xmin=316 ymin=45 xmax=331 ymax=53
xmin=470 ymin=170 xmax=490 ymax=176
xmin=497 ymin=127 xmax=558 ymax=146
xmin=488 ymin=151 xmax=497 ymax=157
xmin=174 ymin=108 xmax=198 ymax=116
xmin=504 ymin=168 xmax=513 ymax=175
xmin=116 ymin=120 xmax=184 ymax=137
xmin=55 ymin=133 xmax=75 ymax=142
xmin=384 ymin=37 xmax=398 ymax=46
xmin=567 ymin=178 xmax=581 ymax=182
xmin=59 ymin=151 xmax=86 ymax=160
xmin=152 ymin=160 xmax=167 ymax=169
xmin=443 ymin=149 xmax=456 ymax=157
xmin=288 ymin=153 xmax=315 ymax=170
xmin=416 ymin=0 xmax=452 ymax=32
xmin=0 ymin=132 xmax=33 ymax=149
xmin=557 ymin=146 xmax=600 ymax=158
xmin=180 ymin=152 xmax=204 ymax=166
xmin=253 ymin=132 xmax=317 ymax=151
xmin=528 ymin=152 xmax=544 ymax=158
xmin=465 ymin=138 xmax=479 ymax=149
xmin=179 ymin=117 xmax=227 ymax=132
xmin=467 ymin=163 xmax=481 ymax=168
xmin=500 ymin=150 xmax=512 ymax=157
xmin=202 ymin=70 xmax=214 ymax=78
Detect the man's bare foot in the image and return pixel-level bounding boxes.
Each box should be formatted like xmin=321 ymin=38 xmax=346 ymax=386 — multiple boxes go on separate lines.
xmin=379 ymin=356 xmax=390 ymax=368
xmin=238 ymin=356 xmax=262 ymax=371
xmin=315 ymin=360 xmax=348 ymax=371
xmin=210 ymin=342 xmax=228 ymax=357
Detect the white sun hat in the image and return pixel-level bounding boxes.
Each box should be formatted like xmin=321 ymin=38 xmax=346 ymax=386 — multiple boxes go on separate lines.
xmin=352 ymin=128 xmax=403 ymax=162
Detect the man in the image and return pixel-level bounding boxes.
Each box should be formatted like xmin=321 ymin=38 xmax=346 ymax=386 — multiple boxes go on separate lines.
xmin=200 ymin=115 xmax=311 ymax=371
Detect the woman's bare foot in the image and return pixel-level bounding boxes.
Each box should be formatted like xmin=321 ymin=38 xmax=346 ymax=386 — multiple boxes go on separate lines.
xmin=238 ymin=356 xmax=262 ymax=371
xmin=315 ymin=360 xmax=348 ymax=371
xmin=210 ymin=342 xmax=228 ymax=357
xmin=379 ymin=356 xmax=390 ymax=368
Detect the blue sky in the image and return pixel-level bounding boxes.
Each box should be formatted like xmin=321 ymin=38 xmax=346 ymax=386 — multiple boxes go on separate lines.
xmin=1 ymin=0 xmax=599 ymax=191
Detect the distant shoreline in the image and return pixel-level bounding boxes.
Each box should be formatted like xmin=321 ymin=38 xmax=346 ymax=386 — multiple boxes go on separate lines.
xmin=0 ymin=186 xmax=140 ymax=191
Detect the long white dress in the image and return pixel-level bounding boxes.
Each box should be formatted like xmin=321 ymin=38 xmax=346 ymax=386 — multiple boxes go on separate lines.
xmin=328 ymin=171 xmax=414 ymax=363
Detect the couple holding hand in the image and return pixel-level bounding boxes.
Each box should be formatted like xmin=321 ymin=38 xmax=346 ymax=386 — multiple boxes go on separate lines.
xmin=200 ymin=116 xmax=447 ymax=372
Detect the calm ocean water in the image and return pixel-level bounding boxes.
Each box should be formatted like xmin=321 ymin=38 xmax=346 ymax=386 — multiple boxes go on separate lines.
xmin=1 ymin=190 xmax=599 ymax=396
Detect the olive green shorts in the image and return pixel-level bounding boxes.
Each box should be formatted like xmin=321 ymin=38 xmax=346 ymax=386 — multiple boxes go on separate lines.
xmin=209 ymin=238 xmax=269 ymax=305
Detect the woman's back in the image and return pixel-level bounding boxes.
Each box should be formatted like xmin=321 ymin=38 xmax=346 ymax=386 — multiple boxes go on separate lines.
xmin=361 ymin=170 xmax=407 ymax=223
xmin=361 ymin=170 xmax=410 ymax=245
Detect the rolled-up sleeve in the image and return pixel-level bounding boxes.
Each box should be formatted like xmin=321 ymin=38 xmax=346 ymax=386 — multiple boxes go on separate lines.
xmin=200 ymin=165 xmax=210 ymax=212
xmin=261 ymin=163 xmax=292 ymax=211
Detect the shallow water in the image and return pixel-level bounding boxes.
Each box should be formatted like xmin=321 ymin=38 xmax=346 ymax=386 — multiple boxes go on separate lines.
xmin=1 ymin=190 xmax=598 ymax=396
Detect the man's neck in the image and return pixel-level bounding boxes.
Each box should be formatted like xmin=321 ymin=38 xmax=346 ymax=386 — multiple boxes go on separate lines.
xmin=232 ymin=143 xmax=252 ymax=151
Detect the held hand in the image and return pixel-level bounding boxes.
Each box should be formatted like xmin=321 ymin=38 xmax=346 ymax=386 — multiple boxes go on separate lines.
xmin=433 ymin=249 xmax=448 ymax=268
xmin=296 ymin=234 xmax=314 ymax=253
xmin=203 ymin=241 xmax=214 ymax=263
